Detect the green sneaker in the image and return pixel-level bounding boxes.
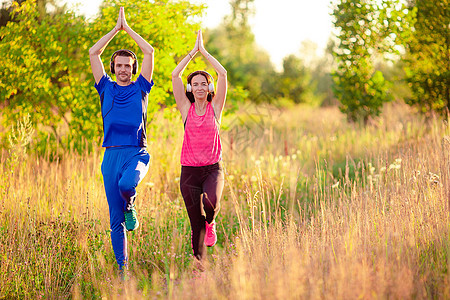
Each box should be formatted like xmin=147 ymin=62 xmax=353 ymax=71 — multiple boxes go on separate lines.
xmin=119 ymin=267 xmax=129 ymax=281
xmin=124 ymin=204 xmax=139 ymax=231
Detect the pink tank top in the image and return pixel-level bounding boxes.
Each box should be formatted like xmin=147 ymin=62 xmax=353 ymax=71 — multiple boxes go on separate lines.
xmin=180 ymin=102 xmax=222 ymax=166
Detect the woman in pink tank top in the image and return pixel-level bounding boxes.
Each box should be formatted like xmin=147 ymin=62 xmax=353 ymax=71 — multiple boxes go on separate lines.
xmin=172 ymin=30 xmax=227 ymax=270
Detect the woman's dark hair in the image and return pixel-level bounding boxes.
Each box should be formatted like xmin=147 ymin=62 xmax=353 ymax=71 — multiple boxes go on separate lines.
xmin=186 ymin=70 xmax=215 ymax=103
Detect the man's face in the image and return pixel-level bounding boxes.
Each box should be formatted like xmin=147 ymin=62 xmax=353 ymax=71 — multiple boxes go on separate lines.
xmin=114 ymin=56 xmax=134 ymax=84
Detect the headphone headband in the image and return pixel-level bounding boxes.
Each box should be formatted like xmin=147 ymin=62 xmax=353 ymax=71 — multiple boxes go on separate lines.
xmin=187 ymin=70 xmax=214 ymax=83
xmin=110 ymin=49 xmax=138 ymax=75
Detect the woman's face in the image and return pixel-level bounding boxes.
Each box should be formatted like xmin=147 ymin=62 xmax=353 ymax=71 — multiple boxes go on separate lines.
xmin=191 ymin=74 xmax=209 ymax=101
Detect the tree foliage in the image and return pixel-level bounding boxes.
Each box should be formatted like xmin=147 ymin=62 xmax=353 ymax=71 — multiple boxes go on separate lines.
xmin=275 ymin=55 xmax=315 ymax=104
xmin=0 ymin=0 xmax=204 ymax=154
xmin=1 ymin=0 xmax=67 ymax=28
xmin=404 ymin=0 xmax=449 ymax=115
xmin=332 ymin=0 xmax=414 ymax=123
xmin=0 ymin=0 xmax=92 ymax=153
xmin=274 ymin=41 xmax=336 ymax=107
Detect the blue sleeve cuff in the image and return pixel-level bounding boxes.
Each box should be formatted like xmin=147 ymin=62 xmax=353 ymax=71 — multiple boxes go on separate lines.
xmin=94 ymin=74 xmax=110 ymax=94
xmin=137 ymin=74 xmax=154 ymax=93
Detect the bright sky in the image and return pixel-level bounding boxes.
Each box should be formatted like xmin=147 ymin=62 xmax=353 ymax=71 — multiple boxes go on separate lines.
xmin=61 ymin=0 xmax=334 ymax=70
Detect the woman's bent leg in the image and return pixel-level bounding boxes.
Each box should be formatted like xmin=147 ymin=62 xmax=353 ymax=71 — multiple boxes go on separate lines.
xmin=202 ymin=164 xmax=224 ymax=223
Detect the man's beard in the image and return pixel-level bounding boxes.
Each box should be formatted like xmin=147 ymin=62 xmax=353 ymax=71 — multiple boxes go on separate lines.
xmin=117 ymin=73 xmax=131 ymax=83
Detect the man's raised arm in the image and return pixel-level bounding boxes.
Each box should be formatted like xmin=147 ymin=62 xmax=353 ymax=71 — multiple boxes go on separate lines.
xmin=89 ymin=8 xmax=123 ymax=84
xmin=121 ymin=8 xmax=154 ymax=83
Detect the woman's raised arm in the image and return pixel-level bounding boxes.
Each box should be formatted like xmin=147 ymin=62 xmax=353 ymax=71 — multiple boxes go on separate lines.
xmin=171 ymin=34 xmax=199 ymax=122
xmin=198 ymin=30 xmax=227 ymax=121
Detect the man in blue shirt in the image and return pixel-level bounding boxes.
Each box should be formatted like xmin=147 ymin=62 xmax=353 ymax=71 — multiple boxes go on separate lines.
xmin=89 ymin=7 xmax=154 ymax=274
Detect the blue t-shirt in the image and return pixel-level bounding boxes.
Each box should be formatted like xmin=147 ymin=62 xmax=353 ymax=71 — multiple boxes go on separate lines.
xmin=95 ymin=74 xmax=154 ymax=147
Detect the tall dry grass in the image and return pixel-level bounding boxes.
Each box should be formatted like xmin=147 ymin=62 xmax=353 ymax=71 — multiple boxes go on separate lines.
xmin=0 ymin=102 xmax=449 ymax=299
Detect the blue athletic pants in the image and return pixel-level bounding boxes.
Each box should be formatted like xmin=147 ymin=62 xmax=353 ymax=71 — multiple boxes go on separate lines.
xmin=101 ymin=146 xmax=150 ymax=269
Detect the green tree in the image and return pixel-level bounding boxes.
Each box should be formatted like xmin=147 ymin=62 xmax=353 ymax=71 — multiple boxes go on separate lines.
xmin=276 ymin=55 xmax=315 ymax=105
xmin=0 ymin=0 xmax=204 ymax=154
xmin=1 ymin=0 xmax=66 ymax=28
xmin=332 ymin=0 xmax=414 ymax=122
xmin=0 ymin=0 xmax=92 ymax=154
xmin=404 ymin=0 xmax=449 ymax=115
xmin=297 ymin=40 xmax=337 ymax=106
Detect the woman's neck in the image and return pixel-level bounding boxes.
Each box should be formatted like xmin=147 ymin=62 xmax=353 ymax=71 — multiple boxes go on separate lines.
xmin=194 ymin=100 xmax=208 ymax=115
xmin=195 ymin=99 xmax=207 ymax=107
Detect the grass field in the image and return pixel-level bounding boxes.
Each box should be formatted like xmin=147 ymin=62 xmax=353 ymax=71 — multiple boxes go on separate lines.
xmin=1 ymin=102 xmax=449 ymax=299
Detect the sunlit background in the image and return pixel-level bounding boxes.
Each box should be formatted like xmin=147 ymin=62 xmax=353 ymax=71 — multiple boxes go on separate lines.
xmin=0 ymin=0 xmax=448 ymax=298
xmin=59 ymin=0 xmax=334 ymax=70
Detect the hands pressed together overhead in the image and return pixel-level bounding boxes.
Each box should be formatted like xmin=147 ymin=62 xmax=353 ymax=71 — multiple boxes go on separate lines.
xmin=115 ymin=7 xmax=129 ymax=32
xmin=89 ymin=6 xmax=154 ymax=84
xmin=191 ymin=30 xmax=208 ymax=58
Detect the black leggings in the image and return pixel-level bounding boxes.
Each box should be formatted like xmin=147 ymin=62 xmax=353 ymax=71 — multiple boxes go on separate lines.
xmin=180 ymin=162 xmax=224 ymax=260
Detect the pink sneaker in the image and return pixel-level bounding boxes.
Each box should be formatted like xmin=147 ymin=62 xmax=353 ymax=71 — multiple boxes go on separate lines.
xmin=204 ymin=221 xmax=217 ymax=247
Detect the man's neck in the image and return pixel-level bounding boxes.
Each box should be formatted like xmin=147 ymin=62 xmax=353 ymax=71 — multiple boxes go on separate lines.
xmin=117 ymin=80 xmax=131 ymax=86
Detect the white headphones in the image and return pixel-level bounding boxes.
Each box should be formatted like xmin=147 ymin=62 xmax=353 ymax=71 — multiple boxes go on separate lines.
xmin=186 ymin=71 xmax=215 ymax=93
